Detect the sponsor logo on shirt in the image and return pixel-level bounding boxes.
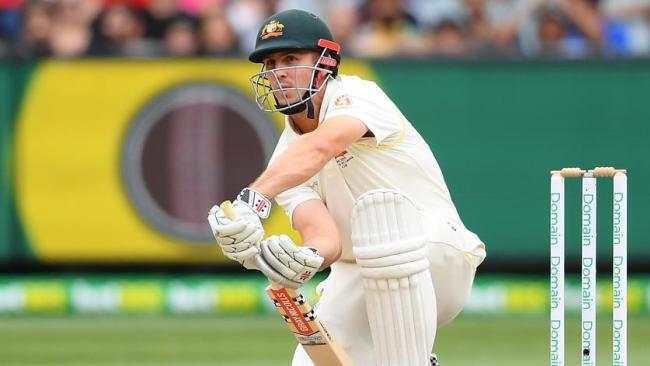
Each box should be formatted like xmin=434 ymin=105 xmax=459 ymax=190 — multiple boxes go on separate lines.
xmin=335 ymin=150 xmax=354 ymax=168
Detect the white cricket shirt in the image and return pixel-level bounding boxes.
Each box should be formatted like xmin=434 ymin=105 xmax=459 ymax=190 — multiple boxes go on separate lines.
xmin=270 ymin=75 xmax=470 ymax=260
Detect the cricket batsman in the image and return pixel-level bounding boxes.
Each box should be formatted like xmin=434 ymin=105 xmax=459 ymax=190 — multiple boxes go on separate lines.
xmin=208 ymin=9 xmax=486 ymax=366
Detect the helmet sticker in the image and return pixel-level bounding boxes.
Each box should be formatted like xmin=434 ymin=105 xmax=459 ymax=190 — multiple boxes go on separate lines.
xmin=260 ymin=20 xmax=285 ymax=40
xmin=318 ymin=55 xmax=337 ymax=67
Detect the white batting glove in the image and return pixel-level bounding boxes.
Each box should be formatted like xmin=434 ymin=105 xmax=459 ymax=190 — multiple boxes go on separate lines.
xmin=255 ymin=235 xmax=324 ymax=289
xmin=207 ymin=201 xmax=264 ymax=265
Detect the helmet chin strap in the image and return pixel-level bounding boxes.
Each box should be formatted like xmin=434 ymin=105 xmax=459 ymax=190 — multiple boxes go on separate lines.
xmin=275 ymin=90 xmax=315 ymax=118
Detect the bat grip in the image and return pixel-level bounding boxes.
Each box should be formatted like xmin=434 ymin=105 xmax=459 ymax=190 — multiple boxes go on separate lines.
xmin=220 ymin=200 xmax=237 ymax=220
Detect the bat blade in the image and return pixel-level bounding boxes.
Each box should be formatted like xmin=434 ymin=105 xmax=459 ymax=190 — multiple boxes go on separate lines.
xmin=266 ymin=283 xmax=354 ymax=366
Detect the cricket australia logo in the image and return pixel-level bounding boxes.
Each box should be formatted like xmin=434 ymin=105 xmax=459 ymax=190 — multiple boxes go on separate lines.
xmin=335 ymin=149 xmax=354 ymax=169
xmin=333 ymin=94 xmax=352 ymax=109
xmin=260 ymin=20 xmax=284 ymax=40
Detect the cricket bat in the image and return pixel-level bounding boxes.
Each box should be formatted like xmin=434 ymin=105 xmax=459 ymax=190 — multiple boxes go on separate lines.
xmin=220 ymin=201 xmax=355 ymax=366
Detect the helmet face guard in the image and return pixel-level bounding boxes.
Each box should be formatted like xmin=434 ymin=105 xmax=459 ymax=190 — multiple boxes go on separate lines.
xmin=249 ymin=47 xmax=334 ymax=114
xmin=249 ymin=38 xmax=340 ymax=115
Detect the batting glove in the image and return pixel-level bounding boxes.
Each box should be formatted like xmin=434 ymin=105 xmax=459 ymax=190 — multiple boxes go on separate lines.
xmin=207 ymin=188 xmax=271 ymax=266
xmin=256 ymin=235 xmax=324 ymax=289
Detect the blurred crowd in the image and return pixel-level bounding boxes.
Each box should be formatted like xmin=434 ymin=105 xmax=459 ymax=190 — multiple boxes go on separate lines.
xmin=1 ymin=0 xmax=650 ymax=59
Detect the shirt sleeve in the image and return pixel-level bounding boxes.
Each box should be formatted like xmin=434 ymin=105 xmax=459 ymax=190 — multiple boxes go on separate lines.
xmin=323 ymin=81 xmax=404 ymax=146
xmin=275 ymin=178 xmax=322 ymax=228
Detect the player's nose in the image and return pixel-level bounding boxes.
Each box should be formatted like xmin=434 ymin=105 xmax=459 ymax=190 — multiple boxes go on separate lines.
xmin=275 ymin=68 xmax=290 ymax=80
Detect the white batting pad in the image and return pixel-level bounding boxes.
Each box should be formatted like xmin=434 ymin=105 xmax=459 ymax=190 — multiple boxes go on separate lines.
xmin=351 ymin=189 xmax=436 ymax=366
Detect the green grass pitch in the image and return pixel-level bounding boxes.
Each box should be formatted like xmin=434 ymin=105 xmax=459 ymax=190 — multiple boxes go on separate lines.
xmin=1 ymin=314 xmax=648 ymax=365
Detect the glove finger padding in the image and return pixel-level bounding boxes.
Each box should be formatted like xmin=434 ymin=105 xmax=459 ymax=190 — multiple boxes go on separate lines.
xmin=227 ymin=245 xmax=260 ymax=262
xmin=216 ymin=230 xmax=262 ymax=262
xmin=255 ymin=254 xmax=302 ymax=289
xmin=277 ymin=235 xmax=324 ymax=269
xmin=220 ymin=229 xmax=263 ymax=261
xmin=211 ymin=221 xmax=248 ymax=238
xmin=207 ymin=204 xmax=263 ymax=263
xmin=261 ymin=237 xmax=299 ymax=279
xmin=257 ymin=235 xmax=324 ymax=289
xmin=215 ymin=224 xmax=263 ymax=246
xmin=220 ymin=240 xmax=259 ymax=254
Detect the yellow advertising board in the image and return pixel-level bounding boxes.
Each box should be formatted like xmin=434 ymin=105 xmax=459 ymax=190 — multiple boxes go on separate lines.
xmin=14 ymin=59 xmax=375 ymax=263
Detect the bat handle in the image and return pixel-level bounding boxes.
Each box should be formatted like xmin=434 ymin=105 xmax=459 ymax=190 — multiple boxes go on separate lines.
xmin=220 ymin=200 xmax=237 ymax=220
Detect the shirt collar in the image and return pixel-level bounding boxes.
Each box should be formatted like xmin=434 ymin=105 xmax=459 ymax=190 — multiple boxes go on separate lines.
xmin=318 ymin=75 xmax=341 ymax=124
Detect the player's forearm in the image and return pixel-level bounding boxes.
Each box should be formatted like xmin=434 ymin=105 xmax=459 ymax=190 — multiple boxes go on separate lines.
xmin=305 ymin=235 xmax=342 ymax=269
xmin=251 ymin=134 xmax=332 ymax=198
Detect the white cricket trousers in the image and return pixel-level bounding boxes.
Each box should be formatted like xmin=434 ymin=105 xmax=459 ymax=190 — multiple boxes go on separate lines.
xmin=291 ymin=220 xmax=486 ymax=366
